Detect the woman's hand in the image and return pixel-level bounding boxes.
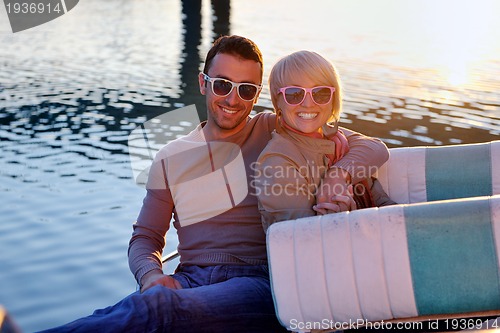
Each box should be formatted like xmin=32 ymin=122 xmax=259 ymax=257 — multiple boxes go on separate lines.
xmin=140 ymin=269 xmax=182 ymax=293
xmin=315 ymin=167 xmax=356 ymax=214
xmin=313 ymin=190 xmax=357 ymax=214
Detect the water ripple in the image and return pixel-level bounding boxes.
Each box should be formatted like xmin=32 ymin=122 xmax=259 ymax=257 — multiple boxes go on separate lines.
xmin=1 ymin=0 xmax=499 ymax=331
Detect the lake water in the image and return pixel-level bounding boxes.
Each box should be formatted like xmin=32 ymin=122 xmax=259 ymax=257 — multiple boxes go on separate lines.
xmin=1 ymin=0 xmax=499 ymax=331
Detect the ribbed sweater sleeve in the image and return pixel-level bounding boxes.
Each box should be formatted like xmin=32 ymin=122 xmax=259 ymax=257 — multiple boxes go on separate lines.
xmin=334 ymin=127 xmax=389 ymax=183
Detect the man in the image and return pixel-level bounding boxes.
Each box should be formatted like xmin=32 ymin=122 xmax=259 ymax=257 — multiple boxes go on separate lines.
xmin=42 ymin=35 xmax=388 ymax=332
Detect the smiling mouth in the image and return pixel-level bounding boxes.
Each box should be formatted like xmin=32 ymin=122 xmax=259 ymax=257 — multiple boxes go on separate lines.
xmin=222 ymin=107 xmax=238 ymax=114
xmin=298 ymin=112 xmax=319 ymax=119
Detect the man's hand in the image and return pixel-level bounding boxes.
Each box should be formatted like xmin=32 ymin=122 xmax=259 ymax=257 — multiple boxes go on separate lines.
xmin=140 ymin=269 xmax=182 ymax=293
xmin=314 ymin=167 xmax=357 ymax=214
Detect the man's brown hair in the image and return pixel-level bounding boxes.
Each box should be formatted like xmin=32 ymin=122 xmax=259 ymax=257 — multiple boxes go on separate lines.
xmin=202 ymin=35 xmax=263 ymax=79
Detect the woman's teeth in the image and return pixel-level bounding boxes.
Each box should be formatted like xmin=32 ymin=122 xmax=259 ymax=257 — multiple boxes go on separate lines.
xmin=298 ymin=112 xmax=318 ymax=119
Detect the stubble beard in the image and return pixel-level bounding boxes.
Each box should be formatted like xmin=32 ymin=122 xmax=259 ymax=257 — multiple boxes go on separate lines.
xmin=210 ymin=106 xmax=248 ymax=131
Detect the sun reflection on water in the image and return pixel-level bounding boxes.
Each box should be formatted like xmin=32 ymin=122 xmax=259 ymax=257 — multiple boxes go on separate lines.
xmin=413 ymin=0 xmax=500 ymax=88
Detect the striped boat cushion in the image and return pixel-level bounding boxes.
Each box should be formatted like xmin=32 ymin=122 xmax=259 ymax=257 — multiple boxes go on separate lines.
xmin=376 ymin=141 xmax=500 ymax=204
xmin=267 ymin=195 xmax=500 ymax=331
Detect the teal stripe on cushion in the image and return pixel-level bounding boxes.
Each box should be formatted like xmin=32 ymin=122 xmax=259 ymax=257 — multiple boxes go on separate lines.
xmin=405 ymin=198 xmax=500 ymax=315
xmin=425 ymin=143 xmax=492 ymax=201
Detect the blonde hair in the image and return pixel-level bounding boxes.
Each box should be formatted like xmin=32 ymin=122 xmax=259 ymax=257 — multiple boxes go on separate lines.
xmin=269 ymin=50 xmax=342 ymax=123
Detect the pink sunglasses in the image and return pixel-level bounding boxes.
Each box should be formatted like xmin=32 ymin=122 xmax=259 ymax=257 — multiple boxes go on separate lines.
xmin=278 ymin=86 xmax=335 ymax=106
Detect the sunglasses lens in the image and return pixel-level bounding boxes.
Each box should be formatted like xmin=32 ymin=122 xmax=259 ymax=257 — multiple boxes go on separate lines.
xmin=283 ymin=87 xmax=305 ymax=105
xmin=312 ymin=87 xmax=333 ymax=104
xmin=238 ymin=84 xmax=258 ymax=101
xmin=212 ymin=79 xmax=233 ymax=96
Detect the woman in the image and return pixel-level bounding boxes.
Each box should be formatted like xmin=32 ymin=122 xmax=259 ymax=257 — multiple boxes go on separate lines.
xmin=254 ymin=50 xmax=395 ymax=231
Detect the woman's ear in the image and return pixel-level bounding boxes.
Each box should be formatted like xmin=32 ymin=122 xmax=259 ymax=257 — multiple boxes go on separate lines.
xmin=276 ymin=98 xmax=288 ymax=115
xmin=275 ymin=108 xmax=285 ymax=134
xmin=198 ymin=73 xmax=207 ymax=95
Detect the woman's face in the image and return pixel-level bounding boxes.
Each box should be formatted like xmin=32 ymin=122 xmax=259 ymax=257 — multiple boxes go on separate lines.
xmin=278 ymin=76 xmax=333 ymax=134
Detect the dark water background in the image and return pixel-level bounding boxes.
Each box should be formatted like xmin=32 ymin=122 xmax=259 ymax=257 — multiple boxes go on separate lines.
xmin=0 ymin=0 xmax=499 ymax=331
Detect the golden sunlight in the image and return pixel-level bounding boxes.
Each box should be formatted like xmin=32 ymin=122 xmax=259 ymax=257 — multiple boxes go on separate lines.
xmin=415 ymin=0 xmax=500 ymax=87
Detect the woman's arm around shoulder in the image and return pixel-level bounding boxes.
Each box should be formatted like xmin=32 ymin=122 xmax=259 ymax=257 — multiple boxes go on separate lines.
xmin=335 ymin=127 xmax=389 ymax=183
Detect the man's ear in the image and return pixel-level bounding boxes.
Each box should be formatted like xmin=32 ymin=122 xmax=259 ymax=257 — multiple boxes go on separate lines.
xmin=198 ymin=73 xmax=207 ymax=95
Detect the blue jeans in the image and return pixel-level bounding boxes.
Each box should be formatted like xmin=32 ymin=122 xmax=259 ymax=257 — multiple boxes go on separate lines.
xmin=38 ymin=265 xmax=288 ymax=333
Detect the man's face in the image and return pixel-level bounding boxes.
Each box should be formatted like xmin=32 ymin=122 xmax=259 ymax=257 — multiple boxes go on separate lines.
xmin=199 ymin=53 xmax=262 ymax=139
